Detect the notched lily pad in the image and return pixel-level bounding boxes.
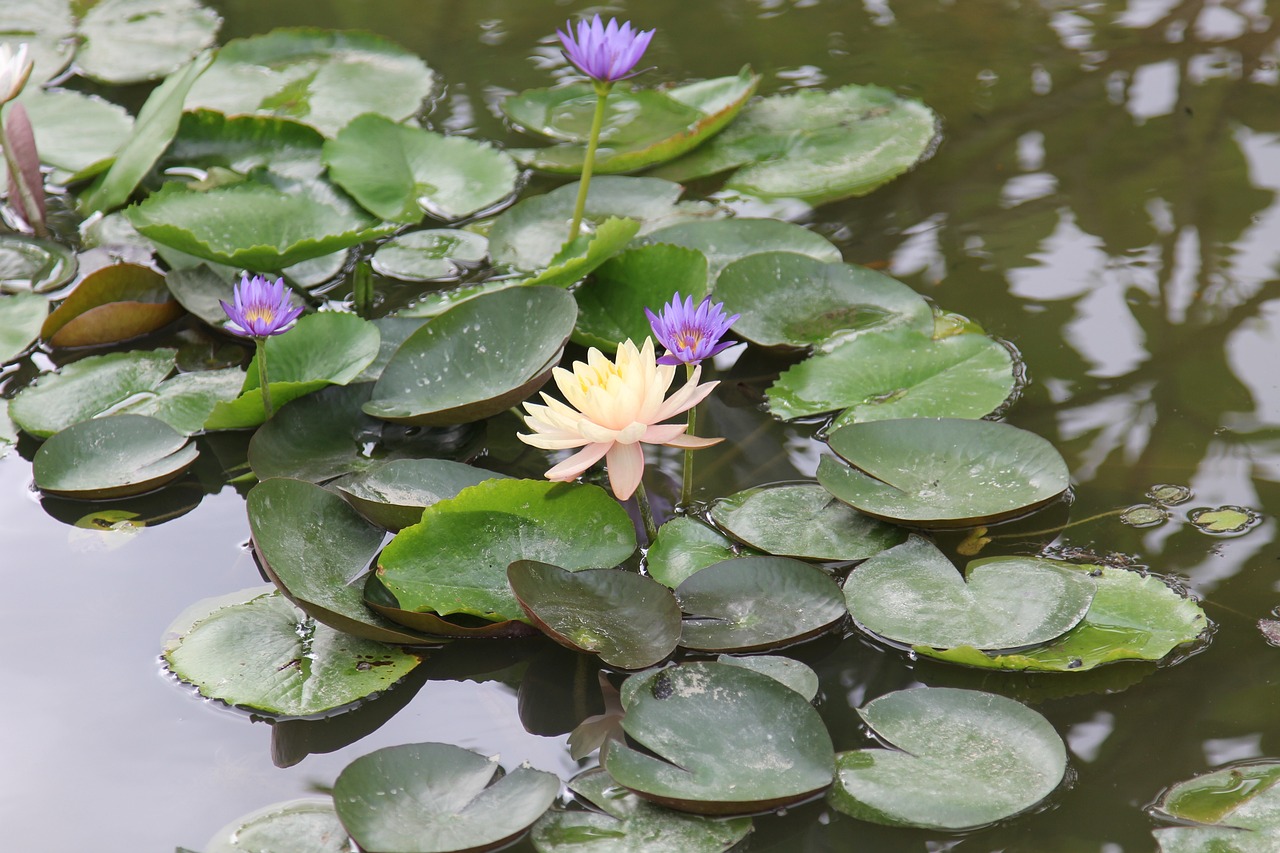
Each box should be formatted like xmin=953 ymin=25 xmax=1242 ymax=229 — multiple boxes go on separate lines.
xmin=638 ymin=218 xmax=841 ymax=282
xmin=335 ymin=459 xmax=510 ymax=532
xmin=41 ymin=263 xmax=183 ymax=348
xmin=372 ymin=229 xmax=489 ymax=282
xmin=10 ymin=348 xmax=176 ymax=438
xmin=1189 ymin=505 xmax=1259 ymax=536
xmin=1152 ymin=760 xmax=1280 ymax=852
xmin=645 ymin=517 xmax=746 ymax=589
xmin=33 ymin=414 xmax=198 ymax=500
xmin=76 ymin=0 xmax=221 ymax=85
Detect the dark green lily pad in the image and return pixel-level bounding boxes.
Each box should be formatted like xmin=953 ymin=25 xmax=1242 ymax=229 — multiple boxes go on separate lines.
xmin=363 ymin=573 xmax=538 ymax=640
xmin=818 ymin=418 xmax=1070 ymax=528
xmin=163 ymin=585 xmax=420 ymax=716
xmin=714 ymin=253 xmax=933 ymax=349
xmin=572 ymin=243 xmax=708 ymax=351
xmin=248 ymin=477 xmax=436 ymax=645
xmin=113 ymin=367 xmax=245 ymax=435
xmin=506 ymin=68 xmax=760 ymax=174
xmin=10 ymin=349 xmax=176 ymax=438
xmin=917 ymin=563 xmax=1208 ymax=671
xmin=828 ymin=687 xmax=1067 ymax=829
xmin=844 ymin=536 xmax=1095 ymax=651
xmin=3 ymin=88 xmax=133 ymax=187
xmin=41 ymin=263 xmax=183 ymax=348
xmin=335 ymin=459 xmax=509 ymax=531
xmin=1152 ymin=762 xmax=1280 ymax=852
xmin=531 ymin=767 xmax=753 ymax=853
xmin=372 ymin=230 xmax=488 ymax=282
xmin=333 ymin=742 xmax=559 ymax=853
xmin=365 ymin=286 xmax=575 ymax=426
xmin=33 ymin=414 xmax=198 ymax=500
xmin=355 ymin=317 xmax=431 ymax=382
xmin=376 ymin=479 xmax=637 ymax=624
xmin=508 ymin=560 xmax=681 ymax=670
xmin=0 ymin=3 xmax=74 ymax=84
xmin=645 ymin=517 xmax=746 ymax=589
xmin=185 ymin=28 xmax=436 ymax=137
xmin=164 ymin=263 xmax=236 ymax=327
xmin=636 ymin=218 xmax=841 ymax=281
xmin=325 ymin=113 xmax=518 ymax=223
xmin=709 ymin=483 xmax=905 ymax=561
xmin=0 ymin=234 xmax=77 ymax=293
xmin=655 ymin=84 xmax=939 ymax=205
xmin=675 ymin=556 xmax=847 ymax=652
xmin=202 ymin=798 xmax=350 ymax=853
xmin=76 ymin=0 xmax=220 ymax=84
xmin=0 ymin=292 xmax=47 ymax=362
xmin=155 ymin=110 xmax=327 ymax=184
xmin=716 ymin=654 xmax=819 ymax=701
xmin=604 ymin=661 xmax=835 ymax=815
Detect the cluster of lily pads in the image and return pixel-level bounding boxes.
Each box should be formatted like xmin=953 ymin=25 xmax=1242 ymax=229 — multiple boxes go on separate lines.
xmin=0 ymin=3 xmax=1229 ymax=851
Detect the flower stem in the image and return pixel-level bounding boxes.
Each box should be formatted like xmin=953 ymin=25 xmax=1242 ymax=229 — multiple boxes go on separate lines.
xmin=255 ymin=338 xmax=274 ymax=420
xmin=352 ymin=260 xmax=374 ymax=319
xmin=681 ymin=363 xmax=697 ymax=507
xmin=568 ymin=82 xmax=611 ymax=242
xmin=634 ymin=480 xmax=658 ymax=543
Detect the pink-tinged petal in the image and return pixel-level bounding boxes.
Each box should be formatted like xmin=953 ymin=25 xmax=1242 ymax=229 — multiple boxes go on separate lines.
xmin=545 ymin=442 xmax=612 ymax=481
xmin=638 ymin=422 xmax=691 ymax=444
xmin=604 ymin=442 xmax=646 ymax=500
xmin=654 ymin=376 xmax=719 ymax=422
xmin=662 ymin=433 xmax=723 ymax=449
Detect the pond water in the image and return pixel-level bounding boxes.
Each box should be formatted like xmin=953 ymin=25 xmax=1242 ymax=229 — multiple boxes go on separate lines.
xmin=4 ymin=0 xmax=1280 ymax=850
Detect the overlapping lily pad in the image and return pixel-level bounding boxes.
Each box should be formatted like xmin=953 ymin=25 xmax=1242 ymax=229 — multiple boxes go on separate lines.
xmin=41 ymin=263 xmax=183 ymax=348
xmin=572 ymin=243 xmax=708 ymax=350
xmin=365 ymin=286 xmax=575 ymax=426
xmin=372 ymin=230 xmax=488 ymax=282
xmin=202 ymin=799 xmax=350 ymax=853
xmin=246 ymin=384 xmax=391 ymax=482
xmin=1152 ymin=762 xmax=1280 ymax=852
xmin=0 ymin=292 xmax=47 ymax=362
xmin=3 ymin=88 xmax=134 ymax=187
xmin=604 ymin=662 xmax=835 ymax=814
xmin=75 ymin=0 xmax=220 ymax=84
xmin=716 ymin=654 xmax=820 ymax=701
xmin=645 ymin=517 xmax=746 ymax=589
xmin=333 ymin=742 xmax=559 ymax=853
xmin=521 ymin=216 xmax=641 ymax=290
xmin=112 ymin=368 xmax=245 ymax=435
xmin=818 ymin=418 xmax=1070 ymax=527
xmin=0 ymin=234 xmax=77 ymax=293
xmin=33 ymin=414 xmax=198 ymax=500
xmin=10 ymin=349 xmax=176 ymax=438
xmin=637 ymin=217 xmax=841 ymax=281
xmin=828 ymin=687 xmax=1067 ymax=829
xmin=155 ymin=110 xmax=327 ymax=183
xmin=335 ymin=458 xmax=509 ymax=531
xmin=0 ymin=3 xmax=75 ymax=84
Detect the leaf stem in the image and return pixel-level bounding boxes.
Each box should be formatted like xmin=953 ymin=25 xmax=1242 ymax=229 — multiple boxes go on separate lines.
xmin=568 ymin=82 xmax=611 ymax=242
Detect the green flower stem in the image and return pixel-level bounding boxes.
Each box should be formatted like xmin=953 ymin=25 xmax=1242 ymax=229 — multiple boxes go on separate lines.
xmin=567 ymin=81 xmax=612 ymax=242
xmin=255 ymin=338 xmax=274 ymax=420
xmin=681 ymin=362 xmax=697 ymax=507
xmin=352 ymin=260 xmax=374 ymax=319
xmin=0 ymin=122 xmax=45 ymax=238
xmin=634 ymin=480 xmax=659 ymax=543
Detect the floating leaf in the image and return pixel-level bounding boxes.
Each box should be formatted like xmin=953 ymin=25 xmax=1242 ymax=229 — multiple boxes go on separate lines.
xmin=377 ymin=479 xmax=637 ymax=624
xmin=828 ymin=687 xmax=1067 ymax=829
xmin=372 ymin=229 xmax=488 ymax=282
xmin=716 ymin=654 xmax=819 ymax=701
xmin=155 ymin=110 xmax=327 ymax=184
xmin=365 ymin=286 xmax=575 ymax=426
xmin=709 ymin=483 xmax=905 ymax=561
xmin=573 ymin=243 xmax=708 ymax=351
xmin=645 ymin=517 xmax=745 ymax=589
xmin=2 ymin=88 xmax=133 ymax=187
xmin=605 ymin=662 xmax=835 ymax=814
xmin=818 ymin=418 xmax=1070 ymax=528
xmin=10 ymin=348 xmax=176 ymax=438
xmin=163 ymin=586 xmax=420 ymax=716
xmin=1120 ymin=504 xmax=1168 ymax=528
xmin=113 ymin=367 xmax=245 ymax=435
xmin=0 ymin=234 xmax=77 ymax=294
xmin=0 ymin=292 xmax=46 ymax=362
xmin=521 ymin=216 xmax=641 ymax=290
xmin=202 ymin=798 xmax=350 ymax=853
xmin=1189 ymin=505 xmax=1258 ymax=535
xmin=335 ymin=458 xmax=509 ymax=532
xmin=363 ymin=573 xmax=538 ymax=640
xmin=164 ymin=263 xmax=236 ymax=327
xmin=1148 ymin=484 xmax=1194 ymax=506
xmin=333 ymin=743 xmax=559 ymax=853
xmin=1153 ymin=761 xmax=1280 ymax=851
xmin=76 ymin=0 xmax=220 ymax=84
xmin=0 ymin=2 xmax=75 ymax=84
xmin=33 ymin=414 xmax=198 ymax=500
xmin=637 ymin=218 xmax=841 ymax=281
xmin=41 ymin=263 xmax=183 ymax=348
xmin=509 ymin=560 xmax=681 ymax=670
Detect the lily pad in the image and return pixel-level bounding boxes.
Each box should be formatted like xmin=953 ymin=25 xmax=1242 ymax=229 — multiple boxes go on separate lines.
xmin=531 ymin=767 xmax=752 ymax=853
xmin=709 ymin=483 xmax=905 ymax=561
xmin=636 ymin=218 xmax=841 ymax=281
xmin=365 ymin=286 xmax=575 ymax=426
xmin=363 ymin=573 xmax=538 ymax=640
xmin=155 ymin=110 xmax=327 ymax=184
xmin=325 ymin=113 xmax=518 ymax=223
xmin=604 ymin=661 xmax=835 ymax=814
xmin=113 ymin=367 xmax=246 ymax=435
xmin=572 ymin=243 xmax=708 ymax=351
xmin=715 ymin=654 xmax=819 ymax=701
xmin=76 ymin=0 xmax=220 ymax=85
xmin=1152 ymin=762 xmax=1280 ymax=852
xmin=202 ymin=799 xmax=350 ymax=853
xmin=163 ymin=586 xmax=420 ymax=716
xmin=675 ymin=556 xmax=847 ymax=652
xmin=818 ymin=418 xmax=1070 ymax=528
xmin=334 ymin=458 xmax=509 ymax=532
xmin=164 ymin=264 xmax=236 ymax=327
xmin=33 ymin=414 xmax=198 ymax=500
xmin=844 ymin=536 xmax=1096 ymax=651
xmin=508 ymin=560 xmax=682 ymax=670
xmin=521 ymin=216 xmax=641 ymax=290
xmin=185 ymin=28 xmax=437 ymax=137
xmin=376 ymin=479 xmax=637 ymax=624
xmin=645 ymin=517 xmax=745 ymax=589
xmin=372 ymin=229 xmax=488 ymax=282
xmin=41 ymin=263 xmax=183 ymax=348
xmin=0 ymin=4 xmax=73 ymax=84
xmin=0 ymin=292 xmax=47 ymax=362
xmin=828 ymin=687 xmax=1067 ymax=829
xmin=10 ymin=348 xmax=176 ymax=438
xmin=655 ymin=84 xmax=940 ymax=205
xmin=0 ymin=234 xmax=77 ymax=293
xmin=248 ymin=477 xmax=436 ymax=645
xmin=714 ymin=252 xmax=933 ymax=349
xmin=332 ymin=742 xmax=559 ymax=853
xmin=2 ymin=88 xmax=134 ymax=187
xmin=506 ymin=68 xmax=760 ymax=174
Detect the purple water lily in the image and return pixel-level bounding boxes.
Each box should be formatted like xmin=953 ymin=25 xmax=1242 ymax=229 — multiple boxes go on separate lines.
xmin=557 ymin=15 xmax=654 ymax=84
xmin=220 ymin=274 xmax=303 ymax=339
xmin=645 ymin=294 xmax=740 ymax=366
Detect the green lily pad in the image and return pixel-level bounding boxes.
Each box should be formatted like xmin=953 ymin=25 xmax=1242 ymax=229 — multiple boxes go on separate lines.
xmin=531 ymin=767 xmax=752 ymax=853
xmin=508 ymin=560 xmax=682 ymax=670
xmin=372 ymin=229 xmax=488 ymax=282
xmin=155 ymin=110 xmax=328 ymax=184
xmin=709 ymin=483 xmax=905 ymax=561
xmin=675 ymin=556 xmax=846 ymax=652
xmin=335 ymin=459 xmax=509 ymax=531
xmin=365 ymin=286 xmax=575 ymax=426
xmin=363 ymin=573 xmax=538 ymax=640
xmin=333 ymin=742 xmax=560 ymax=853
xmin=248 ymin=477 xmax=436 ymax=645
xmin=715 ymin=654 xmax=819 ymax=701
xmin=185 ymin=28 xmax=437 ymax=137
xmin=112 ymin=367 xmax=245 ymax=435
xmin=10 ymin=348 xmax=176 ymax=438
xmin=916 ymin=563 xmax=1208 ymax=671
xmin=507 ymin=68 xmax=760 ymax=174
xmin=164 ymin=263 xmax=236 ymax=327
xmin=355 ymin=317 xmax=431 ymax=382
xmin=818 ymin=418 xmax=1070 ymax=528
xmin=828 ymin=687 xmax=1067 ymax=829
xmin=1189 ymin=505 xmax=1258 ymax=535
xmin=0 ymin=2 xmax=75 ymax=84
xmin=605 ymin=661 xmax=835 ymax=815
xmin=714 ymin=252 xmax=933 ymax=350
xmin=41 ymin=263 xmax=183 ymax=348
xmin=202 ymin=799 xmax=350 ymax=853
xmin=325 ymin=113 xmax=518 ymax=223
xmin=844 ymin=536 xmax=1095 ymax=651
xmin=645 ymin=517 xmax=746 ymax=589
xmin=0 ymin=292 xmax=47 ymax=362
xmin=521 ymin=216 xmax=642 ymax=290
xmin=0 ymin=234 xmax=77 ymax=293
xmin=655 ymin=84 xmax=939 ymax=205
xmin=76 ymin=0 xmax=220 ymax=84
xmin=33 ymin=414 xmax=198 ymax=500
xmin=1152 ymin=761 xmax=1280 ymax=853
xmin=636 ymin=218 xmax=842 ymax=281
xmin=163 ymin=585 xmax=420 ymax=716
xmin=2 ymin=88 xmax=133 ymax=187
xmin=572 ymin=243 xmax=708 ymax=351
xmin=376 ymin=479 xmax=637 ymax=624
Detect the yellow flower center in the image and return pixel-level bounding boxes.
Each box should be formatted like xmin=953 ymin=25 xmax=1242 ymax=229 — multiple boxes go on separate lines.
xmin=244 ymin=306 xmax=276 ymax=324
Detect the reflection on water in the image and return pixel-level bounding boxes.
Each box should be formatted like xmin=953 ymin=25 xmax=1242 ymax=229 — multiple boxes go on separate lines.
xmin=3 ymin=0 xmax=1280 ymax=849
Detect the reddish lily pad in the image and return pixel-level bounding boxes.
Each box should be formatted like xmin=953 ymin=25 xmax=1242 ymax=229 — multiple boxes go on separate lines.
xmin=41 ymin=263 xmax=183 ymax=347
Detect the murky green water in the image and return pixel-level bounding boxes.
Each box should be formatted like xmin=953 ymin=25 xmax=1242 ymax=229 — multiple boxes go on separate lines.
xmin=4 ymin=0 xmax=1280 ymax=849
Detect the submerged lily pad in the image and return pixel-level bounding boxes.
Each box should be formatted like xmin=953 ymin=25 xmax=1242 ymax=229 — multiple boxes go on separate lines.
xmin=573 ymin=243 xmax=708 ymax=351
xmin=335 ymin=458 xmax=509 ymax=531
xmin=33 ymin=414 xmax=198 ymax=500
xmin=163 ymin=586 xmax=420 ymax=716
xmin=372 ymin=229 xmax=488 ymax=282
xmin=709 ymin=483 xmax=905 ymax=561
xmin=41 ymin=263 xmax=183 ymax=348
xmin=605 ymin=661 xmax=835 ymax=814
xmin=1152 ymin=761 xmax=1280 ymax=852
xmin=818 ymin=418 xmax=1070 ymax=528
xmin=0 ymin=292 xmax=47 ymax=362
xmin=0 ymin=234 xmax=77 ymax=294
xmin=638 ymin=217 xmax=842 ymax=281
xmin=828 ymin=687 xmax=1067 ymax=829
xmin=202 ymin=798 xmax=350 ymax=853
xmin=10 ymin=349 xmax=176 ymax=438
xmin=76 ymin=0 xmax=220 ymax=84
xmin=645 ymin=517 xmax=746 ymax=589
xmin=333 ymin=742 xmax=559 ymax=853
